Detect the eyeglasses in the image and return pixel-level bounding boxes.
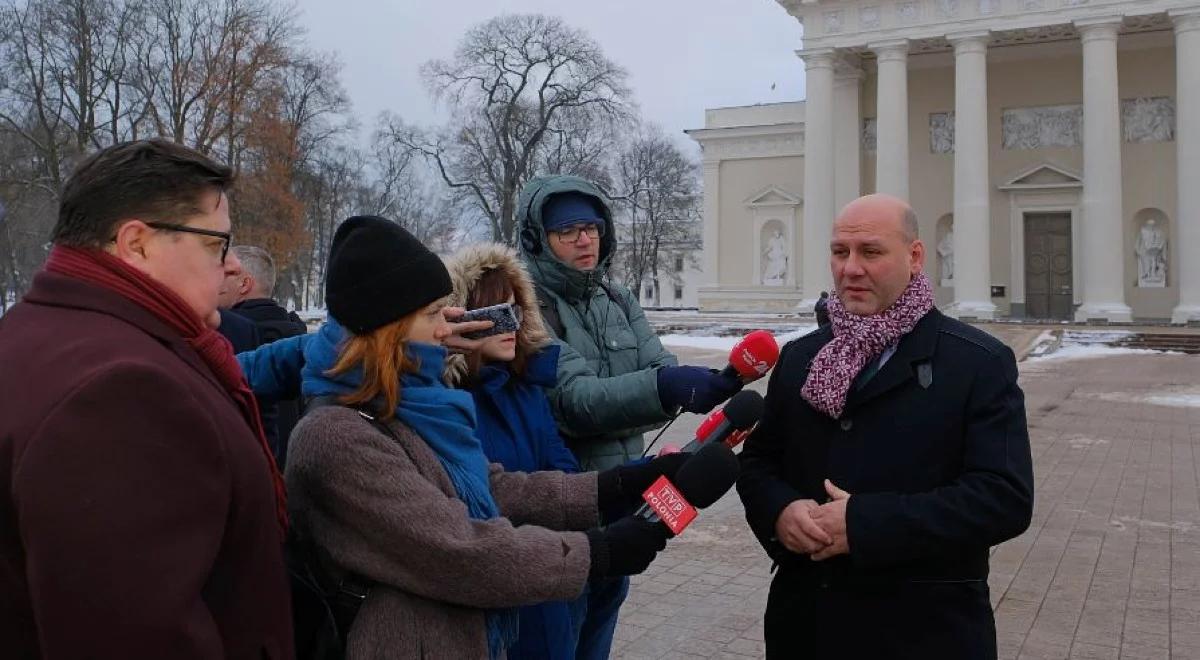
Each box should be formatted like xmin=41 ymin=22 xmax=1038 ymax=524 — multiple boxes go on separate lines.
xmin=145 ymin=221 xmax=232 ymax=264
xmin=550 ymin=223 xmax=605 ymax=244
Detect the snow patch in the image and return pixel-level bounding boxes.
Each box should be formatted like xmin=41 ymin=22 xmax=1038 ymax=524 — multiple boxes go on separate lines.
xmin=659 ymin=326 xmax=818 ymax=352
xmin=1079 ymin=388 xmax=1200 ymax=409
xmin=1027 ymin=343 xmax=1178 ymax=362
xmin=1064 ymin=434 xmax=1109 ymax=449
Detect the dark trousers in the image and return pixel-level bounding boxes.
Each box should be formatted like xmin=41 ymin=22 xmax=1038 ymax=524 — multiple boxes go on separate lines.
xmin=571 ymin=575 xmax=629 ymax=660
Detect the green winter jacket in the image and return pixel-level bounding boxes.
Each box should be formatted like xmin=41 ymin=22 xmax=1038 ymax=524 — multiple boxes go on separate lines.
xmin=518 ymin=175 xmax=677 ymax=471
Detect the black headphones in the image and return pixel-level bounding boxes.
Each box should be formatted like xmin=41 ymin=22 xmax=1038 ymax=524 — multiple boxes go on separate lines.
xmin=519 ymin=180 xmax=551 ymax=256
xmin=519 ymin=226 xmax=541 ymax=255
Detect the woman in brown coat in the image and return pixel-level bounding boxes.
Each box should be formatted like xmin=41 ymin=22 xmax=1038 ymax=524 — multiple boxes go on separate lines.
xmin=285 ymin=216 xmax=683 ymax=659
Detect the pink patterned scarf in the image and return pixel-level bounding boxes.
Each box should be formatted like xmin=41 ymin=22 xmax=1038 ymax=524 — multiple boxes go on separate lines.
xmin=801 ymin=272 xmax=935 ymax=419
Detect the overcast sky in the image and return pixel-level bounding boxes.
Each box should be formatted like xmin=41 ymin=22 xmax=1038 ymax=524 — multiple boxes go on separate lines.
xmin=292 ymin=0 xmax=807 ymax=153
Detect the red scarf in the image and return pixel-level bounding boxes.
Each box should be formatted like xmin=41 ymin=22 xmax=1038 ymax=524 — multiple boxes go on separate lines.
xmin=801 ymin=272 xmax=935 ymax=419
xmin=45 ymin=245 xmax=288 ymax=538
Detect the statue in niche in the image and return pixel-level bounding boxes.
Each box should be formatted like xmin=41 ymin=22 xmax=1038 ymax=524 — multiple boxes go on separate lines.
xmin=1135 ymin=218 xmax=1168 ymax=287
xmin=762 ymin=228 xmax=788 ymax=286
xmin=937 ymin=230 xmax=955 ymax=286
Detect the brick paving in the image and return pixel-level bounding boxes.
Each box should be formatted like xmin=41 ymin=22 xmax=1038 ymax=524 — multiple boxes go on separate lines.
xmin=611 ymin=342 xmax=1200 ymax=659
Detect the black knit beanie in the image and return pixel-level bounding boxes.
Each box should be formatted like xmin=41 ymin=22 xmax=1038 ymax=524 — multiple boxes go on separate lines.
xmin=325 ymin=215 xmax=452 ymax=334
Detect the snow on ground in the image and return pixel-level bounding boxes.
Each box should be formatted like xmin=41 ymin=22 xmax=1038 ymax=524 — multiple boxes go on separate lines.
xmin=659 ymin=326 xmax=818 ymax=352
xmin=1079 ymin=388 xmax=1200 ymax=409
xmin=1027 ymin=343 xmax=1180 ymax=362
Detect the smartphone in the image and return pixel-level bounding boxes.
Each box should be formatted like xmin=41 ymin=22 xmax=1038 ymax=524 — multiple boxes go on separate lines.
xmin=459 ymin=302 xmax=520 ymax=340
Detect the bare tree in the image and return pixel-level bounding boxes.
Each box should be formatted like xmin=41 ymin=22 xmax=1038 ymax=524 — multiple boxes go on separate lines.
xmin=130 ymin=0 xmax=297 ymax=157
xmin=612 ymin=126 xmax=701 ymax=307
xmin=383 ymin=14 xmax=632 ymax=245
xmin=0 ymin=0 xmax=138 ymax=195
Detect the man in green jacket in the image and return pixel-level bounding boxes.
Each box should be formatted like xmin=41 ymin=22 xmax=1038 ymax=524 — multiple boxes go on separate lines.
xmin=519 ymin=174 xmax=741 ymax=659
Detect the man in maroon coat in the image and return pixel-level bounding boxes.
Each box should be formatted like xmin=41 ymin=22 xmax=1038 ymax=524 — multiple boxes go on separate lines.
xmin=0 ymin=139 xmax=293 ymax=658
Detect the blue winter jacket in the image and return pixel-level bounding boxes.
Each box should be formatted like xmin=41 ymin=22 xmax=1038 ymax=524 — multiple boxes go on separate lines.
xmin=462 ymin=345 xmax=583 ymax=659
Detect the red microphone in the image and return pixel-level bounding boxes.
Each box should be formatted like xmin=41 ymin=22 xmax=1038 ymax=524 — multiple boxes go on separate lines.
xmin=720 ymin=330 xmax=780 ymax=382
xmin=679 ymin=391 xmax=765 ymax=454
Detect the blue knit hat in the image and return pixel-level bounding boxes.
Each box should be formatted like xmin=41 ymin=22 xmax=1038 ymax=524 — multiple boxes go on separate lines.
xmin=542 ymin=193 xmax=603 ymax=233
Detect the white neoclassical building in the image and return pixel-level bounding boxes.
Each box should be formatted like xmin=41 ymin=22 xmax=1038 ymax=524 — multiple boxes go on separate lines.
xmin=688 ymin=0 xmax=1200 ymax=323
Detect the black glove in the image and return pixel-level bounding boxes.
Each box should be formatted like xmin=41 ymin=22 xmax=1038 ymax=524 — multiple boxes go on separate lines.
xmin=596 ymin=453 xmax=690 ymax=523
xmin=585 ymin=516 xmax=671 ymax=579
xmin=655 ymin=365 xmax=743 ymax=414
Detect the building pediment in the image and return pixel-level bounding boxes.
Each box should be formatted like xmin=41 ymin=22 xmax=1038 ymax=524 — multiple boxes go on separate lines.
xmin=744 ymin=185 xmax=803 ymax=208
xmin=998 ymin=163 xmax=1083 ymax=191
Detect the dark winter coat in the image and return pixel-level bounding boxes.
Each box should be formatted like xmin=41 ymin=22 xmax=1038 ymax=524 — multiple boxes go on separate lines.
xmin=231 ymin=297 xmax=308 ymax=464
xmin=218 ymin=307 xmax=262 ymax=353
xmin=737 ymin=309 xmax=1034 ymax=660
xmin=0 ymin=272 xmax=293 ymax=659
xmin=232 ymin=298 xmax=308 ymax=343
xmin=517 ymin=175 xmax=677 ymax=470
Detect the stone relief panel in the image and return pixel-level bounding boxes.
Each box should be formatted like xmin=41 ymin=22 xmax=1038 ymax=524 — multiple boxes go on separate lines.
xmin=860 ymin=6 xmax=881 ymax=29
xmin=936 ymin=0 xmax=961 ymax=17
xmin=978 ymin=0 xmax=1000 ymax=15
xmin=896 ymin=1 xmax=919 ymax=22
xmin=1002 ymin=104 xmax=1083 ymax=150
xmin=863 ymin=118 xmax=877 ymax=152
xmin=1022 ymin=0 xmax=1045 ymax=9
xmin=930 ymin=112 xmax=955 ymax=154
xmin=1122 ymin=97 xmax=1175 ymax=143
xmin=825 ymin=10 xmax=844 ymax=33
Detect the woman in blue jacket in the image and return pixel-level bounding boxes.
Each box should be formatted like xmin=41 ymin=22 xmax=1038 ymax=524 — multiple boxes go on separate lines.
xmin=443 ymin=243 xmax=587 ymax=659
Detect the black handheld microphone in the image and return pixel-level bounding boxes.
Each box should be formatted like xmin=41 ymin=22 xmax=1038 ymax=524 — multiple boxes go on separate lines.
xmin=679 ymin=390 xmax=765 ymax=454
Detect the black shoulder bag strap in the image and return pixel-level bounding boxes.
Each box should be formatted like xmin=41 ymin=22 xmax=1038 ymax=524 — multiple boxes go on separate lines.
xmin=595 ymin=280 xmax=632 ymax=324
xmin=299 ymin=396 xmax=384 ymax=635
xmin=533 ymin=282 xmax=566 ymax=338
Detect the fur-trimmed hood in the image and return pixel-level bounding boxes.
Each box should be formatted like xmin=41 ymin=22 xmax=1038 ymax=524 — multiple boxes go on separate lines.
xmin=443 ymin=243 xmax=551 ymax=386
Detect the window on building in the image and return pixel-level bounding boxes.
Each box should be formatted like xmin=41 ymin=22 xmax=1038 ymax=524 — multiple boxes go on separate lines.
xmin=645 ymin=286 xmax=654 ymax=300
xmin=674 ymin=256 xmax=684 ymax=272
xmin=674 ymin=285 xmax=683 ymax=300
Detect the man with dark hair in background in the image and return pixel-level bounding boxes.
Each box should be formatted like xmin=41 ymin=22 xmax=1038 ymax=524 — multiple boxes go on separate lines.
xmin=0 ymin=139 xmax=292 ymax=658
xmin=225 ymin=244 xmax=308 ymax=463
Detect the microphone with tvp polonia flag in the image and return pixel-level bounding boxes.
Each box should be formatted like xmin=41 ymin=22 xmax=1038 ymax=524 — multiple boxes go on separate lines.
xmin=636 ymin=441 xmax=740 ymax=536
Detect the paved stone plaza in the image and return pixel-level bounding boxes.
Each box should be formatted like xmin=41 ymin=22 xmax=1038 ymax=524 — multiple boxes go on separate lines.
xmin=611 ymin=340 xmax=1200 ymax=659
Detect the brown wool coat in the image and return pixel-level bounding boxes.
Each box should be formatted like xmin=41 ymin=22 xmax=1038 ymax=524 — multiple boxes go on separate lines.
xmin=0 ymin=272 xmax=293 ymax=659
xmin=285 ymin=406 xmax=598 ymax=659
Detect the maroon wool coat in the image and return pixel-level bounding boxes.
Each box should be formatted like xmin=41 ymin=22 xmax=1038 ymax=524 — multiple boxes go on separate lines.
xmin=0 ymin=271 xmax=293 ymax=659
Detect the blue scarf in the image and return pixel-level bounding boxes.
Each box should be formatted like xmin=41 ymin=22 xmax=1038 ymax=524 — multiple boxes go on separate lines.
xmin=301 ymin=318 xmax=517 ymax=658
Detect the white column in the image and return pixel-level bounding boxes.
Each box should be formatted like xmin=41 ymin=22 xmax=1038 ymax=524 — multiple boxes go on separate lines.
xmin=947 ymin=33 xmax=996 ymax=320
xmin=1171 ymin=10 xmax=1200 ymax=324
xmin=834 ymin=61 xmax=863 ymax=211
xmin=800 ymin=48 xmax=836 ymax=307
xmin=700 ymin=160 xmax=720 ymax=289
xmin=871 ymin=40 xmax=910 ymax=200
xmin=1075 ymin=18 xmax=1132 ymax=322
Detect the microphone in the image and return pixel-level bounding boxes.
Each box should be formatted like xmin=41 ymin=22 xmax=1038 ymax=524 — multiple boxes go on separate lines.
xmin=636 ymin=441 xmax=740 ymax=535
xmin=719 ymin=330 xmax=780 ymax=382
xmin=679 ymin=390 xmax=765 ymax=454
